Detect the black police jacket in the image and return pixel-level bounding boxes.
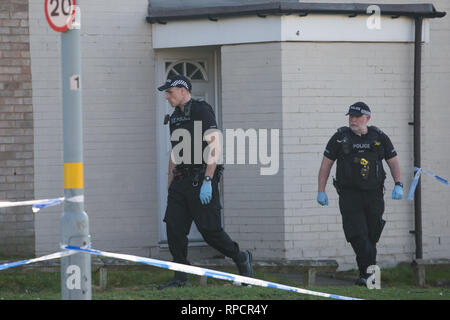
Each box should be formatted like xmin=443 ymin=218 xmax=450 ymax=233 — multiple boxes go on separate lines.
xmin=168 ymin=99 xmax=218 ymax=167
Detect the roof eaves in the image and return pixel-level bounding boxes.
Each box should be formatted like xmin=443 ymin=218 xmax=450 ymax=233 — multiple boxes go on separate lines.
xmin=146 ymin=2 xmax=446 ymax=24
xmin=147 ymin=3 xmax=281 ymax=24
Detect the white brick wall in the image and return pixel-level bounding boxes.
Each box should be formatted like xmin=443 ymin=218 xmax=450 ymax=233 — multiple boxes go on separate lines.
xmin=221 ymin=43 xmax=286 ymax=259
xmin=29 ymin=0 xmax=157 ymax=256
xmin=280 ymin=0 xmax=450 ymax=268
xmin=281 ymin=42 xmax=416 ymax=270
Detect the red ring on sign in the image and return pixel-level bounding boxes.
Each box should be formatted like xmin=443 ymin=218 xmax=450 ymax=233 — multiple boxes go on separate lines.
xmin=45 ymin=0 xmax=77 ymax=33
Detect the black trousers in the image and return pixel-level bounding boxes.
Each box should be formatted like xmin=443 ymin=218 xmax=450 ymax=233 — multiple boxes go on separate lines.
xmin=338 ymin=187 xmax=385 ymax=278
xmin=164 ymin=174 xmax=240 ymax=280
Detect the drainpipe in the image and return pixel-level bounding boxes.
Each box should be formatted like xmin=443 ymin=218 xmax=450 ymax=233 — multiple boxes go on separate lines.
xmin=412 ymin=16 xmax=423 ymax=260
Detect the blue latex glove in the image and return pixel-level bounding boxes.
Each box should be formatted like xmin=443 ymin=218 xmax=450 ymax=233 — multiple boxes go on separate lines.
xmin=199 ymin=181 xmax=212 ymax=205
xmin=392 ymin=185 xmax=403 ymax=200
xmin=317 ymin=192 xmax=328 ymax=206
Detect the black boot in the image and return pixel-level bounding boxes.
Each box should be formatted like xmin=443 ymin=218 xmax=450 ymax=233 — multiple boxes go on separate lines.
xmin=235 ymin=250 xmax=254 ymax=278
xmin=354 ymin=277 xmax=367 ymax=286
xmin=355 ymin=270 xmax=371 ymax=287
xmin=158 ymin=272 xmax=190 ymax=290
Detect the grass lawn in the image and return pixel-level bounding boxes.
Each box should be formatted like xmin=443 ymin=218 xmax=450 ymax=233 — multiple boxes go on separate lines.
xmin=0 ymin=263 xmax=448 ymax=300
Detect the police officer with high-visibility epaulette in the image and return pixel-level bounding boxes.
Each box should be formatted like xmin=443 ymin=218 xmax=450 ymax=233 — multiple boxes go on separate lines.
xmin=157 ymin=75 xmax=253 ymax=290
xmin=317 ymin=102 xmax=403 ymax=286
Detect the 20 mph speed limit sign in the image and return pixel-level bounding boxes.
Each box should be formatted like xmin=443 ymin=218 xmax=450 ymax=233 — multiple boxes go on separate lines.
xmin=45 ymin=0 xmax=77 ymax=32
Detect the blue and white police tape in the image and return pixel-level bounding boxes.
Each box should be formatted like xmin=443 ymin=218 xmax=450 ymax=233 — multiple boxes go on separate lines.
xmin=407 ymin=168 xmax=422 ymax=201
xmin=420 ymin=168 xmax=449 ymax=186
xmin=63 ymin=245 xmax=361 ymax=301
xmin=407 ymin=167 xmax=449 ymax=201
xmin=0 ymin=195 xmax=83 ymax=213
xmin=0 ymin=250 xmax=76 ymax=272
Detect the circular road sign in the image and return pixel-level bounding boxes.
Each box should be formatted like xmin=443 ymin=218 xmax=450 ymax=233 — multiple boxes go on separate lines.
xmin=45 ymin=0 xmax=77 ymax=32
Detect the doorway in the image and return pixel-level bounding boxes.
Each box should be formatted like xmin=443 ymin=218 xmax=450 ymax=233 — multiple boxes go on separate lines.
xmin=155 ymin=47 xmax=221 ymax=245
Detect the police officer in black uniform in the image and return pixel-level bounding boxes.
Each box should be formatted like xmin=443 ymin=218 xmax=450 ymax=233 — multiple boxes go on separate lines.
xmin=157 ymin=75 xmax=253 ymax=289
xmin=317 ymin=102 xmax=404 ymax=286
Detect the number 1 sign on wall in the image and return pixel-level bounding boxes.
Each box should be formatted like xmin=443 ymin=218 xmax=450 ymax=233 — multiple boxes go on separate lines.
xmin=45 ymin=0 xmax=77 ymax=33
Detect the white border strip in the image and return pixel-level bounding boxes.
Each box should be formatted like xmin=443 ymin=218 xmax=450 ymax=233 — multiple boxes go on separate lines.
xmin=153 ymin=15 xmax=428 ymax=49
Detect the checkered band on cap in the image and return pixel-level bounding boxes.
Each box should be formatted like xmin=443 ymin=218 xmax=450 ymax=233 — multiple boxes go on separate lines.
xmin=158 ymin=75 xmax=192 ymax=92
xmin=171 ymin=79 xmax=189 ymax=90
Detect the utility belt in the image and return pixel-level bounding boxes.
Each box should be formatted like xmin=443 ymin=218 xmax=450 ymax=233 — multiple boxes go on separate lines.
xmin=173 ymin=164 xmax=224 ymax=186
xmin=333 ymin=177 xmax=385 ymax=196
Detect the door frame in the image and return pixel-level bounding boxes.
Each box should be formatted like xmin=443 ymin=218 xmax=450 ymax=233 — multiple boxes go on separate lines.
xmin=155 ymin=46 xmax=222 ymax=246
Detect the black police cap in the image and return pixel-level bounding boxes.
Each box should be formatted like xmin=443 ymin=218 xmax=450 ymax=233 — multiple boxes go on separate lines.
xmin=158 ymin=75 xmax=192 ymax=92
xmin=346 ymin=102 xmax=371 ymax=117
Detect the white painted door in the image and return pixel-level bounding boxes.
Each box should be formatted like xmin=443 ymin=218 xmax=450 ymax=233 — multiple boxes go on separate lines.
xmin=156 ymin=47 xmax=220 ymax=245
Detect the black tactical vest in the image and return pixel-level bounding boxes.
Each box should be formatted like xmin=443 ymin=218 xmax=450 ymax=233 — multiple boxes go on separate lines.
xmin=335 ymin=126 xmax=386 ymax=190
xmin=168 ymin=99 xmax=216 ymax=166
